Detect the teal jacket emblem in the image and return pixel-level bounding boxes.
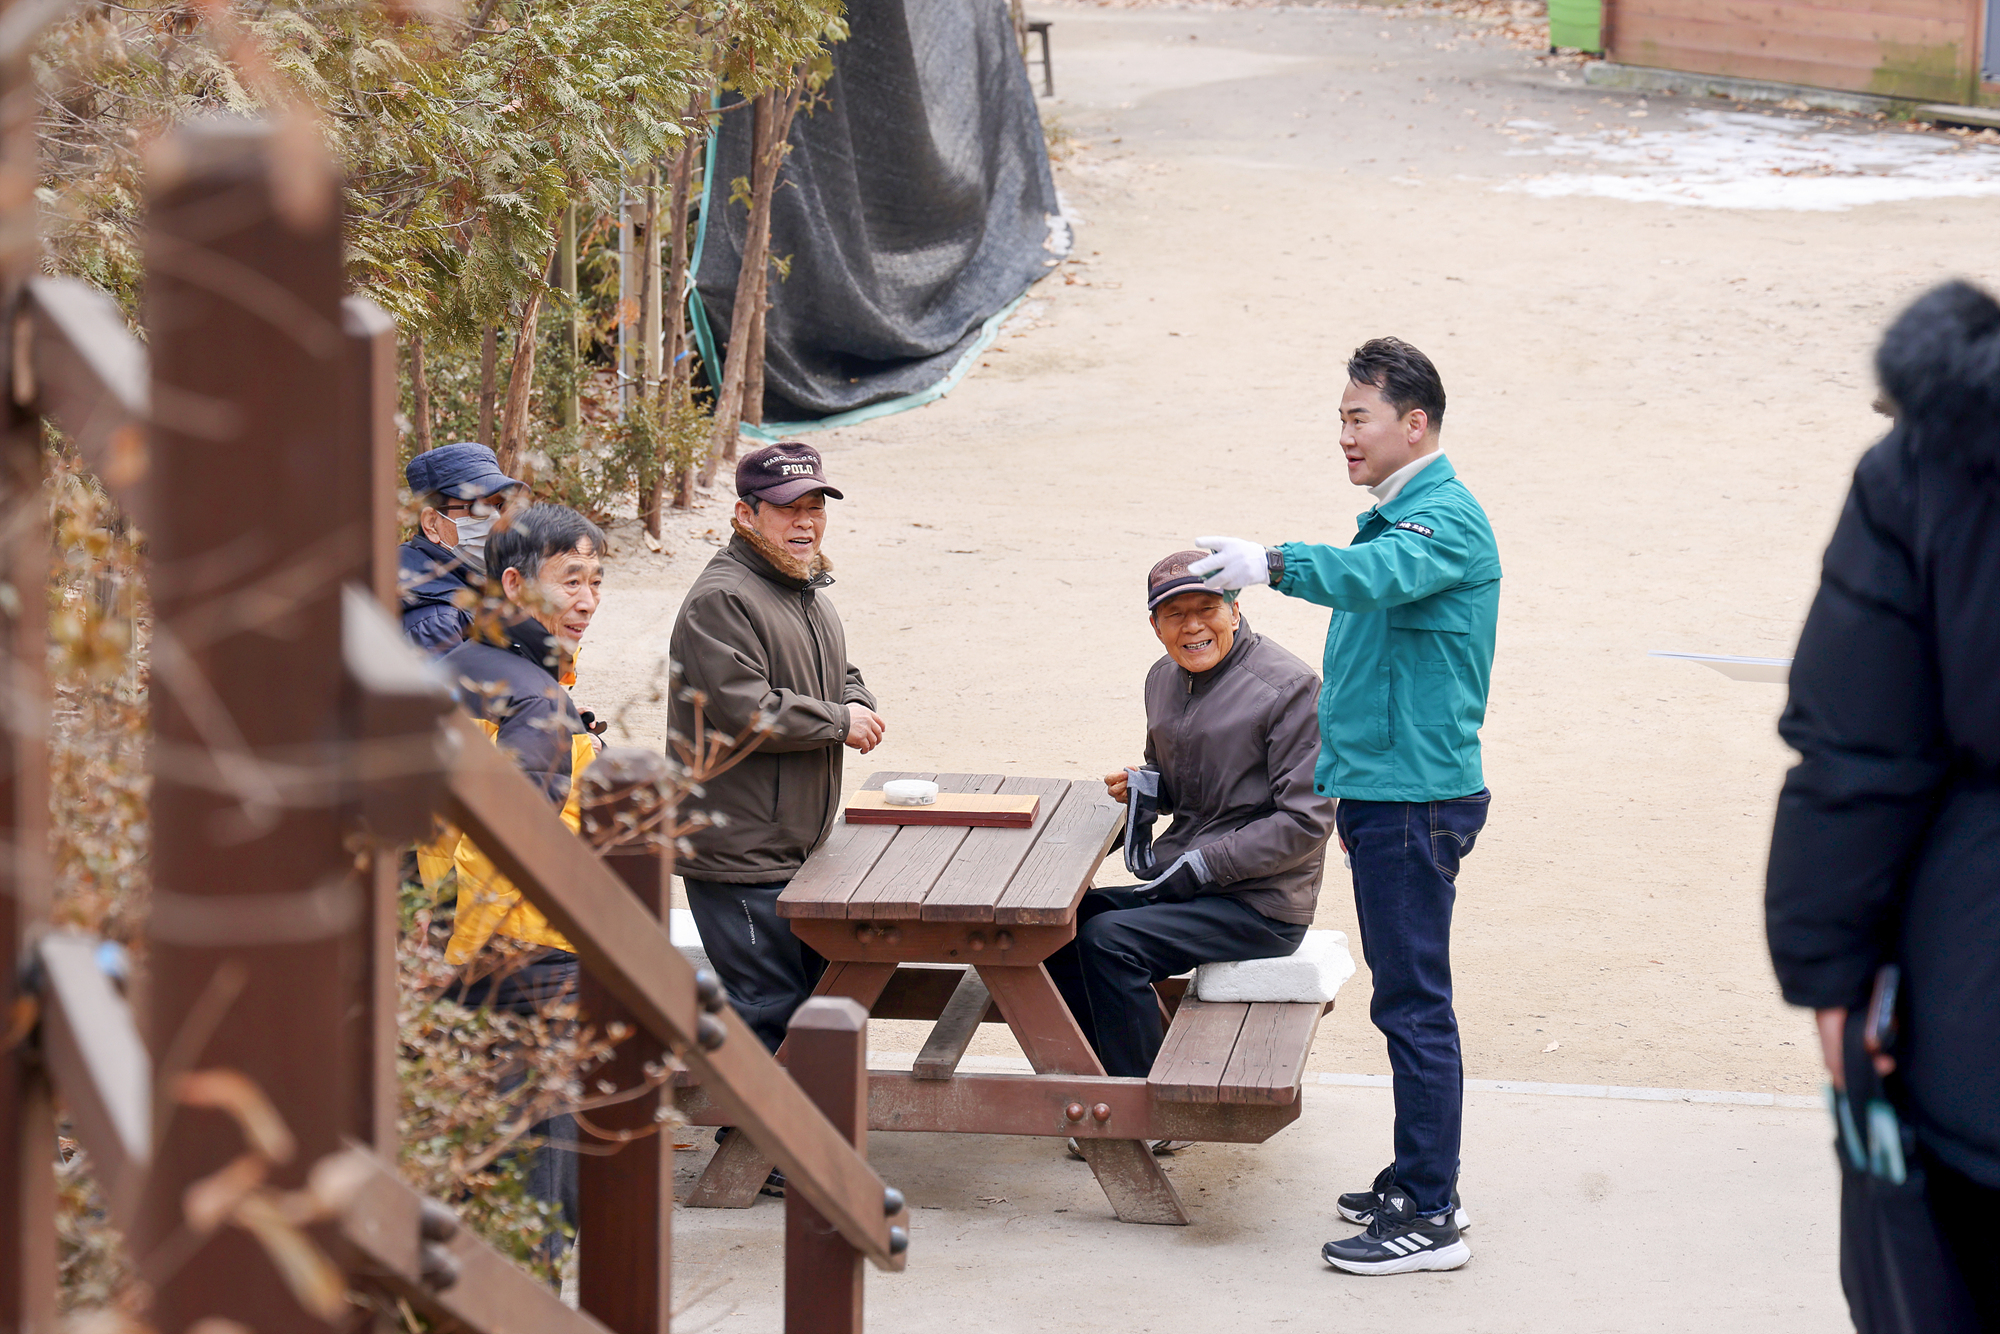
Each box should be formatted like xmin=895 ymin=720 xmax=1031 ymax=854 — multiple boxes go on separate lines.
xmin=1275 ymin=456 xmax=1501 ymax=802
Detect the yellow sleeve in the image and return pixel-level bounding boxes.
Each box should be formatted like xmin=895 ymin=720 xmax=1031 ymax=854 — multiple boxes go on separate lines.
xmin=442 ymin=731 xmax=596 ymax=965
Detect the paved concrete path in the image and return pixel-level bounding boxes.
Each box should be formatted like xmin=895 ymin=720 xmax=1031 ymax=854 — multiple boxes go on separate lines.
xmin=669 ymin=1081 xmax=1845 ymax=1331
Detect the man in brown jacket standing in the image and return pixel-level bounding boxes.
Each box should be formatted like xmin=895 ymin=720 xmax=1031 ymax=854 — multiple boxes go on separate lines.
xmin=1046 ymin=551 xmax=1335 ymax=1095
xmin=669 ymin=441 xmax=885 ymax=1051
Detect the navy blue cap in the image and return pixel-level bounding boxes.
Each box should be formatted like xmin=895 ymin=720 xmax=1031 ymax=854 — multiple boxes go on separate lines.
xmin=405 ymin=441 xmax=523 ymax=503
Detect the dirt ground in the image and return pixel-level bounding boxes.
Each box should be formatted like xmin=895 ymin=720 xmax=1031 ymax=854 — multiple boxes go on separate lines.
xmin=576 ymin=3 xmax=1999 ymax=1102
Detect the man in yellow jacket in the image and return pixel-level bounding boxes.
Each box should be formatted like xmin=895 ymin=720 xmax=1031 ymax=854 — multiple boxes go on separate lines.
xmin=424 ymin=501 xmax=606 ymax=1248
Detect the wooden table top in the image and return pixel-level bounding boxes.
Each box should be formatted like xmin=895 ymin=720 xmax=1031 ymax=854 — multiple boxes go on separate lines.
xmin=778 ymin=772 xmax=1123 ymax=926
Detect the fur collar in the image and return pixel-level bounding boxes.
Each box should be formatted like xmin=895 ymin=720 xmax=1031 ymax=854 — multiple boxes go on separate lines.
xmin=732 ymin=516 xmax=833 ymax=584
xmin=1877 ymin=280 xmax=2000 ymax=473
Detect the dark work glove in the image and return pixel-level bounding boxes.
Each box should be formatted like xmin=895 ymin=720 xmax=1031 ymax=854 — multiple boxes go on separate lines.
xmin=1134 ymin=849 xmax=1211 ymax=906
xmin=578 ymin=710 xmax=609 ymax=737
xmin=1123 ymin=765 xmax=1164 ymax=878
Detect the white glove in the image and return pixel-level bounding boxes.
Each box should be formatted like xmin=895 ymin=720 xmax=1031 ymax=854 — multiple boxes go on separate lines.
xmin=1189 ymin=535 xmax=1269 ymax=591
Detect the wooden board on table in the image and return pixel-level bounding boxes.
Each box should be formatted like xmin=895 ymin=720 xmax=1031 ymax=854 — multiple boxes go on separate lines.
xmin=845 ymin=774 xmax=1003 ymax=919
xmin=844 ymin=789 xmax=1040 ymax=828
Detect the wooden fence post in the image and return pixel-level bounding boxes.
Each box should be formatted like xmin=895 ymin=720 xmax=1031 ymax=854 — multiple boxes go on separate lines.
xmin=135 ymin=117 xmax=359 ymax=1334
xmin=340 ymin=296 xmax=402 ymax=1155
xmin=576 ymin=750 xmax=674 ymax=1334
xmin=1 ymin=7 xmax=58 ymax=1330
xmin=784 ymin=998 xmax=871 ymax=1334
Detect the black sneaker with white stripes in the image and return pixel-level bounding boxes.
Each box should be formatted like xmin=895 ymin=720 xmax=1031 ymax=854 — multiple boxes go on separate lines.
xmin=1321 ymin=1189 xmax=1471 ymax=1275
xmin=1336 ymin=1164 xmax=1471 ymax=1231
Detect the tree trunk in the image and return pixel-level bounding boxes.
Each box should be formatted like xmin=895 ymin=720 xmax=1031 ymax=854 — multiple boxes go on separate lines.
xmin=477 ymin=325 xmax=498 ymax=446
xmin=665 ymin=131 xmax=698 ymax=510
xmin=638 ymin=165 xmax=665 ymax=533
xmin=702 ymin=89 xmax=774 ymax=479
xmin=741 ymin=268 xmax=768 ymax=430
xmin=559 ymin=205 xmax=579 ymax=431
xmin=495 ymin=276 xmax=548 ymax=479
xmin=704 ymin=71 xmax=809 ymax=474
xmin=410 ymin=330 xmax=434 ymax=452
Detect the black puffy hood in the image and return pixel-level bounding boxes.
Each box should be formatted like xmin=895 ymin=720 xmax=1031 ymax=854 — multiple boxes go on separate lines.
xmin=1876 ymin=280 xmax=2000 ymax=474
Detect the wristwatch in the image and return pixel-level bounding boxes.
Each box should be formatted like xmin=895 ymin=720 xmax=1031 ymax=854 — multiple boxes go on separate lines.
xmin=1265 ymin=546 xmax=1285 ymax=585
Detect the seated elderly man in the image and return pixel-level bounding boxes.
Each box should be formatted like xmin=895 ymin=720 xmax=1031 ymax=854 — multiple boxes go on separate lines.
xmin=1046 ymin=551 xmax=1337 ymax=1117
xmin=399 ymin=441 xmax=524 ymax=654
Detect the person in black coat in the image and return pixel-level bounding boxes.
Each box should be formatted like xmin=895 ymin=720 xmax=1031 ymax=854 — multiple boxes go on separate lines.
xmin=1766 ymin=280 xmax=2000 ymax=1330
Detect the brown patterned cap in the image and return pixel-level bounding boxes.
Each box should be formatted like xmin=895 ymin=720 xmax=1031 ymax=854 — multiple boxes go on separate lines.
xmin=1147 ymin=549 xmax=1234 ymax=611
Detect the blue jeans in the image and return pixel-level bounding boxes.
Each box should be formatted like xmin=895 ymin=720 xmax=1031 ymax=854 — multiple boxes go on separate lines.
xmin=1337 ymin=790 xmax=1490 ymax=1217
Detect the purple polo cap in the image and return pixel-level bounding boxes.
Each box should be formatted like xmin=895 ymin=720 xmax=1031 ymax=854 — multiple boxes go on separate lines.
xmin=736 ymin=441 xmax=844 ymax=505
xmin=1147 ymin=549 xmax=1236 ymax=610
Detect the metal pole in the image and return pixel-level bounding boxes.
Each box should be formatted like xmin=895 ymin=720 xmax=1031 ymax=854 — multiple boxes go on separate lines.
xmin=136 ymin=117 xmax=357 ymax=1334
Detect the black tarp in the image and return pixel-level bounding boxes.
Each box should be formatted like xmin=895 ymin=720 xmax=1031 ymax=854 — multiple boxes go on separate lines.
xmin=693 ymin=0 xmax=1065 ymax=426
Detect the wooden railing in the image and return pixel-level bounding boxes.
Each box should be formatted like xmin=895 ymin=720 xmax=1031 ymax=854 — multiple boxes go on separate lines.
xmin=0 ymin=31 xmax=906 ymax=1334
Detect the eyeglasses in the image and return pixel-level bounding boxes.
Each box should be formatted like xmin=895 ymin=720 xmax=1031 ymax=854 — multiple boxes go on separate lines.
xmin=434 ymin=496 xmax=506 ymax=519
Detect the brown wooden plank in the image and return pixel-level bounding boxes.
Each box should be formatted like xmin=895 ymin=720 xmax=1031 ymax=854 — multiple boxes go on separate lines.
xmin=137 ymin=121 xmax=362 ymax=1334
xmin=911 ymin=969 xmax=992 ymax=1080
xmin=845 ymin=788 xmax=1038 ymax=827
xmin=784 ymin=1000 xmax=876 ymax=1333
xmin=790 ymin=918 xmax=1073 ymax=967
xmin=980 ymin=963 xmax=1188 ymax=1225
xmin=1618 ymin=0 xmax=1965 ymax=43
xmin=35 ymin=933 xmax=149 ymax=1232
xmin=20 ymin=276 xmax=150 ymax=525
xmin=335 ymin=1147 xmax=620 ymax=1334
xmin=844 ymin=773 xmax=1001 ymax=920
xmin=1147 ymin=999 xmax=1250 ymax=1104
xmin=993 ymin=780 xmax=1124 ymax=926
xmin=778 ymin=770 xmax=933 ymax=920
xmin=683 ymin=959 xmax=898 ymax=1210
xmin=444 ymin=723 xmax=902 ymax=1268
xmin=873 ymin=964 xmax=1001 ymax=1023
xmin=1216 ymin=1002 xmax=1323 ymax=1107
xmin=1610 ymin=4 xmax=1977 ymax=98
xmin=922 ymin=775 xmax=1073 ymax=922
xmin=576 ymin=837 xmax=672 ymax=1334
xmin=677 ymin=1071 xmax=1302 ymax=1145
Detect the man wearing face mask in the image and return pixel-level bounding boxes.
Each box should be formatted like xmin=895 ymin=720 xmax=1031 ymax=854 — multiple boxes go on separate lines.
xmin=1043 ymin=551 xmax=1334 ymax=1151
xmin=399 ymin=442 xmax=524 ymax=654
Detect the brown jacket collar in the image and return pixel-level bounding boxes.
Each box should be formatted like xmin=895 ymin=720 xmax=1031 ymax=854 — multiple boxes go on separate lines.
xmin=730 ymin=517 xmax=833 ymax=586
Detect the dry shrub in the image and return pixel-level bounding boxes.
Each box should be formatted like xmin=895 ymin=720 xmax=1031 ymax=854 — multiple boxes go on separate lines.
xmin=45 ymin=454 xmax=659 ymax=1314
xmin=395 ymin=878 xmax=631 ymax=1282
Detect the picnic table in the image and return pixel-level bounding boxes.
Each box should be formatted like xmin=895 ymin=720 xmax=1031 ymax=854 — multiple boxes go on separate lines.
xmin=675 ymin=772 xmax=1329 ymax=1225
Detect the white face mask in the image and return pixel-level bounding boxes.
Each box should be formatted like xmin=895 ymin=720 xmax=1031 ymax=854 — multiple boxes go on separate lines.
xmin=451 ymin=512 xmax=497 ymax=571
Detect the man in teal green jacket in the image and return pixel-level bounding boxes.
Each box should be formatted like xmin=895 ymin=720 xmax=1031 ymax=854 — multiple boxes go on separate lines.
xmin=1192 ymin=337 xmax=1500 ymax=1277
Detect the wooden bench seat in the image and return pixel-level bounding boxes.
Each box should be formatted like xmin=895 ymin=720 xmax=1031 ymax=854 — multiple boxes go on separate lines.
xmin=1147 ymin=997 xmax=1329 ymax=1106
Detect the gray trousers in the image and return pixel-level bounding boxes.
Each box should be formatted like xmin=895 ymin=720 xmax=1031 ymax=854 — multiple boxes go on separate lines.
xmin=683 ymin=878 xmax=828 ymax=1052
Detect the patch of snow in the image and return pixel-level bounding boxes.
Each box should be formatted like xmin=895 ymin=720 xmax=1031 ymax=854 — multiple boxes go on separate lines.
xmin=1496 ymin=110 xmax=2000 ymax=211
